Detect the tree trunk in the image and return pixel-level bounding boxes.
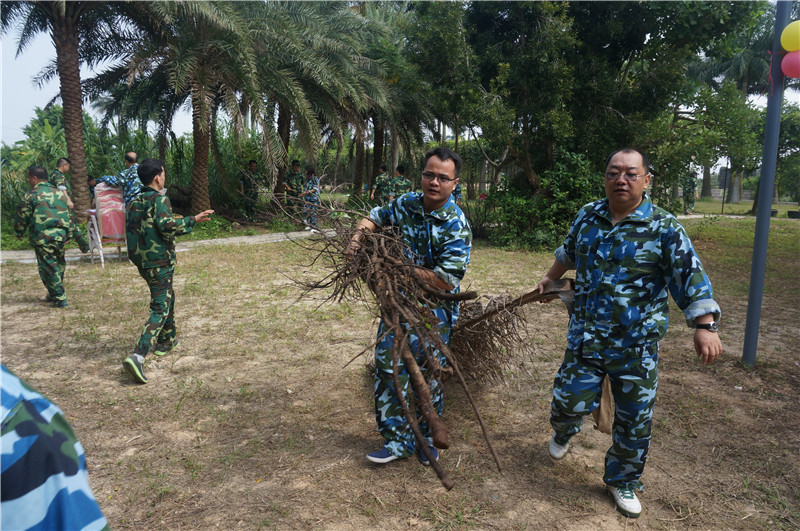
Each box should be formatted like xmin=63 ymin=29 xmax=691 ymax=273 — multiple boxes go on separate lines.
xmin=191 ymin=92 xmax=212 ymax=213
xmin=371 ymin=114 xmax=384 ymax=180
xmin=390 ymin=127 xmax=400 ymax=173
xmin=454 ymin=119 xmax=459 ymax=153
xmin=726 ymin=169 xmax=741 ymax=204
xmin=274 ymin=103 xmax=291 ymax=194
xmin=51 ymin=10 xmax=90 ymax=217
xmin=701 ymin=165 xmax=712 ymax=198
xmin=353 ymin=127 xmax=365 ymax=198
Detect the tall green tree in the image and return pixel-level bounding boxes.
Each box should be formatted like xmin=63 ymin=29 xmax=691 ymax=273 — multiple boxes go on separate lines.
xmin=2 ymin=1 xmax=136 ymax=214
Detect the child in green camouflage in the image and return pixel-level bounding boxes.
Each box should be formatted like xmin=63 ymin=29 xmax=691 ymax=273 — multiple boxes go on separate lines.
xmin=122 ymin=159 xmax=213 ymax=384
xmin=14 ymin=165 xmax=90 ymax=308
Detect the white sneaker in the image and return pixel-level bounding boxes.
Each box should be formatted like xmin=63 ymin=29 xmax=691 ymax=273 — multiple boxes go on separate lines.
xmin=608 ymin=486 xmax=642 ymax=518
xmin=548 ymin=433 xmax=569 ymax=459
xmin=304 ymin=226 xmax=312 ymax=231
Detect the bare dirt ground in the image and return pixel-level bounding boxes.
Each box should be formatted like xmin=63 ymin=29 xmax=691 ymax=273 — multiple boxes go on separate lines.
xmin=1 ymin=230 xmax=798 ymax=530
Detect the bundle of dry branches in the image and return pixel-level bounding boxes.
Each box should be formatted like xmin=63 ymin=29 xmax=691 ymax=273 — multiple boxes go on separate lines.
xmin=291 ymin=197 xmax=572 ymax=489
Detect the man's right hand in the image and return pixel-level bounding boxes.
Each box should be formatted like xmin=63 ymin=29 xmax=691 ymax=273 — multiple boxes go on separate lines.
xmin=194 ymin=210 xmax=214 ymax=223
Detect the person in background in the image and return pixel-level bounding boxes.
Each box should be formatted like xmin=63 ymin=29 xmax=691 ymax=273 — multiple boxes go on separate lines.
xmin=14 ymin=165 xmax=89 ymax=308
xmin=371 ymin=164 xmax=393 ymax=204
xmin=284 ymin=160 xmax=304 ymax=209
xmin=682 ymin=171 xmax=698 ymax=215
xmin=391 ymin=165 xmax=412 ymax=198
xmin=300 ymin=164 xmax=321 ymax=231
xmin=94 ymin=151 xmax=143 ymax=206
xmin=240 ymin=159 xmax=261 ymax=220
xmin=122 ymin=158 xmax=214 ymax=384
xmin=49 ymin=157 xmax=74 ymax=209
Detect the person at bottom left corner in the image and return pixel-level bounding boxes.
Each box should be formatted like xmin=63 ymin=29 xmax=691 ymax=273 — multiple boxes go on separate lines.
xmin=122 ymin=158 xmax=214 ymax=384
xmin=1 ymin=364 xmax=109 ymax=531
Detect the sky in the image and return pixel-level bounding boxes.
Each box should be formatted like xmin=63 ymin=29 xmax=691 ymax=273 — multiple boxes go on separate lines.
xmin=1 ymin=31 xmax=193 ymax=146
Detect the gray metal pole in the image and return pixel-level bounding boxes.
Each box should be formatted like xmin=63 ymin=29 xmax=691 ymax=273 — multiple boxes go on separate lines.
xmin=742 ymin=0 xmax=791 ymax=367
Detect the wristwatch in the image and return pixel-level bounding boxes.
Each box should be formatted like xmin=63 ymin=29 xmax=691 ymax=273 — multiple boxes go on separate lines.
xmin=695 ymin=321 xmax=719 ymax=332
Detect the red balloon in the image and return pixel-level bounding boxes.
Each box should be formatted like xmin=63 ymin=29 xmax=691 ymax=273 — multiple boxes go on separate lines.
xmin=782 ymin=50 xmax=800 ymax=78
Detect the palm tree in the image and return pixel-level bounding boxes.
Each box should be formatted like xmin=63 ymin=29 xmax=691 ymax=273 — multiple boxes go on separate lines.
xmin=2 ymin=1 xmax=136 ymax=214
xmin=119 ymin=2 xmax=263 ymax=213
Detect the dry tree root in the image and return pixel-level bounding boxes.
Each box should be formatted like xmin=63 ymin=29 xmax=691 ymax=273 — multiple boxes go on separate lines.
xmin=450 ymin=279 xmax=574 ymax=384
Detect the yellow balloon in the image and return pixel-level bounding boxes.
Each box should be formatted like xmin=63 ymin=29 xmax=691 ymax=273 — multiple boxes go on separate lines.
xmin=782 ymin=20 xmax=800 ymax=52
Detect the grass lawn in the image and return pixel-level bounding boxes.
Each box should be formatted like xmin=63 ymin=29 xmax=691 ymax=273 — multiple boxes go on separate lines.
xmin=1 ymin=216 xmax=798 ymax=529
xmin=691 ymin=197 xmax=800 ymax=218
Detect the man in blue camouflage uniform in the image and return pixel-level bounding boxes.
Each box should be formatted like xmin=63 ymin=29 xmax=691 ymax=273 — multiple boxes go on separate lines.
xmin=15 ymin=165 xmax=90 ymax=308
xmin=391 ymin=165 xmax=412 ymax=198
xmin=370 ymin=164 xmax=394 ymax=204
xmin=537 ymin=148 xmax=722 ymax=518
xmin=351 ymin=147 xmax=471 ymax=466
xmin=299 ymin=164 xmax=320 ymax=230
xmin=1 ymin=364 xmax=109 ymax=531
xmin=94 ymin=151 xmax=143 ymax=206
xmin=122 ymin=159 xmax=214 ymax=384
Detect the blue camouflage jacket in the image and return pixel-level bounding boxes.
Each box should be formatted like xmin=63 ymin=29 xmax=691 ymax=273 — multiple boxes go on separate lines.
xmin=1 ymin=365 xmax=109 ymax=531
xmin=555 ymin=193 xmax=720 ymax=358
xmin=369 ymin=192 xmax=472 ymax=324
xmin=97 ymin=163 xmax=143 ymax=206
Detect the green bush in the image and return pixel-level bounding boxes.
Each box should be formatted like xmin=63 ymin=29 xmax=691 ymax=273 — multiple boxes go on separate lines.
xmin=486 ymin=150 xmax=602 ymax=249
xmin=2 ymin=170 xmax=29 ymax=224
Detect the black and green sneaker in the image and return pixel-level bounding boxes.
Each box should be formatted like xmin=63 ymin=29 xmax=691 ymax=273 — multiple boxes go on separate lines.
xmin=52 ymin=299 xmax=68 ymax=308
xmin=123 ymin=354 xmax=148 ymax=384
xmin=153 ymin=339 xmax=178 ymax=357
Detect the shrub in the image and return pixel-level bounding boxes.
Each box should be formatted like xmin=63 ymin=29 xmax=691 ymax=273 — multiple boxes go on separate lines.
xmin=485 ymin=150 xmax=602 ymax=249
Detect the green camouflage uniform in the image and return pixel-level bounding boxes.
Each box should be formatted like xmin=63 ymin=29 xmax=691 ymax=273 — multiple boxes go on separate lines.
xmin=50 ymin=168 xmax=90 ymax=247
xmin=373 ymin=172 xmax=394 ymax=204
xmin=240 ymin=169 xmax=262 ymax=219
xmin=391 ymin=175 xmax=412 ymax=198
xmin=126 ymin=188 xmax=196 ymax=357
xmin=14 ymin=181 xmax=89 ymax=305
xmin=49 ymin=168 xmax=71 ymax=195
xmin=681 ymin=173 xmax=697 ymax=214
xmin=1 ymin=364 xmax=109 ymax=531
xmin=284 ymin=170 xmax=304 ymax=207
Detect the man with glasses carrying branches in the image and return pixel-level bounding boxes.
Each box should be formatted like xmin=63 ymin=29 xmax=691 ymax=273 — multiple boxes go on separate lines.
xmin=536 ymin=148 xmax=722 ymax=518
xmin=350 ymin=146 xmax=472 ymax=467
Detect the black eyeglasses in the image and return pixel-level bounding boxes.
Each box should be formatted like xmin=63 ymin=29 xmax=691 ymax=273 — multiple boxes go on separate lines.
xmin=604 ymin=172 xmax=648 ymax=182
xmin=421 ymin=171 xmax=457 ymax=183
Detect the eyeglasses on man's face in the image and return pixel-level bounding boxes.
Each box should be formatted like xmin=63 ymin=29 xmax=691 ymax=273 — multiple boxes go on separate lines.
xmin=604 ymin=172 xmax=649 ymax=182
xmin=421 ymin=170 xmax=457 ymax=183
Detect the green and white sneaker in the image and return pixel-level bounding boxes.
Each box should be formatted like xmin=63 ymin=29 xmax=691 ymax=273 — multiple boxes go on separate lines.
xmin=123 ymin=354 xmax=148 ymax=384
xmin=608 ymin=486 xmax=642 ymax=518
xmin=153 ymin=339 xmax=178 ymax=357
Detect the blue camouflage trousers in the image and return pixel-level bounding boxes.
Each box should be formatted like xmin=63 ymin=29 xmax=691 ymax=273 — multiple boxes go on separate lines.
xmin=374 ymin=312 xmax=451 ymax=458
xmin=550 ymin=345 xmax=659 ymax=490
xmin=134 ymin=266 xmax=176 ymax=357
xmin=34 ymin=240 xmax=67 ymax=303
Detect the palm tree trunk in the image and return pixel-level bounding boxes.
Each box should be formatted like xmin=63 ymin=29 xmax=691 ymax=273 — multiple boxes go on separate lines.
xmin=371 ymin=114 xmax=384 ymax=180
xmin=51 ymin=13 xmax=90 ymax=217
xmin=353 ymin=127 xmax=365 ymax=198
xmin=274 ymin=103 xmax=291 ymax=194
xmin=191 ymin=93 xmax=212 ymax=213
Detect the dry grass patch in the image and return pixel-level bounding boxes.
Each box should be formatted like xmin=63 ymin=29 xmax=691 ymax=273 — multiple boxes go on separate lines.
xmin=2 ymin=220 xmax=798 ymax=529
